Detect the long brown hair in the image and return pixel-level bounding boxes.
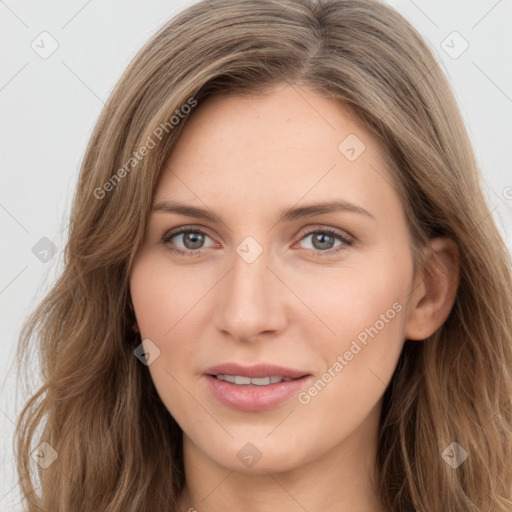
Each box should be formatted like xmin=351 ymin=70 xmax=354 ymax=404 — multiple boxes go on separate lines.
xmin=15 ymin=0 xmax=512 ymax=510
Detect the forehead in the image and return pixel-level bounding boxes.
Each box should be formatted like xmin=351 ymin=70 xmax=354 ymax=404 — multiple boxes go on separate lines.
xmin=154 ymin=84 xmax=402 ymax=222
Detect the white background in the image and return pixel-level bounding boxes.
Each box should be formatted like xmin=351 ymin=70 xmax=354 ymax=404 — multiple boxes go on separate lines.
xmin=1 ymin=1 xmax=511 ymax=509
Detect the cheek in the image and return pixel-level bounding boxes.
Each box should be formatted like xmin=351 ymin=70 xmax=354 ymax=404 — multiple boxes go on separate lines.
xmin=130 ymin=251 xmax=210 ymax=339
xmin=289 ymin=250 xmax=411 ymax=345
xmin=290 ymin=251 xmax=411 ymax=402
xmin=130 ymin=252 xmax=223 ymax=399
xmin=130 ymin=254 xmax=208 ymax=419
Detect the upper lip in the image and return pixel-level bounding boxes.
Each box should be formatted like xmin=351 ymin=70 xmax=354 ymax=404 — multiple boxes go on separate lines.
xmin=203 ymin=363 xmax=310 ymax=379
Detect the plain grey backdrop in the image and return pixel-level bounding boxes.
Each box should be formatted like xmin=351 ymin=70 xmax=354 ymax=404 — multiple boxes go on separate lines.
xmin=1 ymin=0 xmax=511 ymax=509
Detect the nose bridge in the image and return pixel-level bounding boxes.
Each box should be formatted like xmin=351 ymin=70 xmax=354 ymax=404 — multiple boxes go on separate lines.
xmin=214 ymin=238 xmax=285 ymax=341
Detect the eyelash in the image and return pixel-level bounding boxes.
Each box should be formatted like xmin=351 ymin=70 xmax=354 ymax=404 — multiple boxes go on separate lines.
xmin=161 ymin=226 xmax=354 ymax=258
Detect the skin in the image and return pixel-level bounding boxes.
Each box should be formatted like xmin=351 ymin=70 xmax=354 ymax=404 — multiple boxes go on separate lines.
xmin=130 ymin=83 xmax=459 ymax=512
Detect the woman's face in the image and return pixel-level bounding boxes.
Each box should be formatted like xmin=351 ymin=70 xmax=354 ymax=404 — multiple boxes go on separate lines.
xmin=130 ymin=83 xmax=419 ymax=474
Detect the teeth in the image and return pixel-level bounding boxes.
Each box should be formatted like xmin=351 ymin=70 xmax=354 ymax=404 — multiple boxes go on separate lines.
xmin=216 ymin=375 xmax=292 ymax=385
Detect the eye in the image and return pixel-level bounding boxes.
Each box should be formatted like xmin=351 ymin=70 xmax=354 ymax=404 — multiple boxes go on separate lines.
xmin=161 ymin=227 xmax=216 ymax=256
xmin=297 ymin=228 xmax=353 ymax=255
xmin=161 ymin=226 xmax=353 ymax=258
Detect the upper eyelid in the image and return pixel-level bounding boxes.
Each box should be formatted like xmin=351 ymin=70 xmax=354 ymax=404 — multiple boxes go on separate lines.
xmin=163 ymin=226 xmax=215 ymax=242
xmin=163 ymin=224 xmax=352 ymax=237
xmin=163 ymin=225 xmax=353 ymax=247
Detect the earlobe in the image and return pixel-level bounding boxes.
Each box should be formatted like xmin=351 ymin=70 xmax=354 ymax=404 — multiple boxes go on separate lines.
xmin=404 ymin=237 xmax=460 ymax=341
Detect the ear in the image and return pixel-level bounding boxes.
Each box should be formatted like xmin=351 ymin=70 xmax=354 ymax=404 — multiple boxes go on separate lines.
xmin=404 ymin=237 xmax=460 ymax=340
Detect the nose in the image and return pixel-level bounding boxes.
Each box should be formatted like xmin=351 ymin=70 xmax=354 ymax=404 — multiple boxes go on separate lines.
xmin=213 ymin=243 xmax=288 ymax=343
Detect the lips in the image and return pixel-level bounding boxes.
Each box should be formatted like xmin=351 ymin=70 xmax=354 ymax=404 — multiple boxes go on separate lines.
xmin=203 ymin=362 xmax=310 ymax=380
xmin=202 ymin=362 xmax=313 ymax=412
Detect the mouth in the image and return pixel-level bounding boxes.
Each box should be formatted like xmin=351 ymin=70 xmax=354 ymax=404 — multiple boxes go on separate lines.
xmin=202 ymin=363 xmax=312 ymax=412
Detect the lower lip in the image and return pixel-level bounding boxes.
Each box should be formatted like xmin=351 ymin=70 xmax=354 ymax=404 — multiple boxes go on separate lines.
xmin=203 ymin=375 xmax=312 ymax=412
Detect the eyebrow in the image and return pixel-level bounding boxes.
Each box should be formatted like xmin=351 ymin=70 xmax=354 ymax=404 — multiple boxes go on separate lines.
xmin=152 ymin=199 xmax=375 ymax=224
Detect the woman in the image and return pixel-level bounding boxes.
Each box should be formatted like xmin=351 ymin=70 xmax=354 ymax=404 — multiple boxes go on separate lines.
xmin=15 ymin=0 xmax=512 ymax=510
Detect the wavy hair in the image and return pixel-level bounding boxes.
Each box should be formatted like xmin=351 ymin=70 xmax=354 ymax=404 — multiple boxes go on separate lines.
xmin=15 ymin=0 xmax=512 ymax=510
